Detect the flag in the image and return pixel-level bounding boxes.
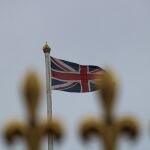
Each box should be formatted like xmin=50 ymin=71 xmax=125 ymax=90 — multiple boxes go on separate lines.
xmin=51 ymin=57 xmax=104 ymax=92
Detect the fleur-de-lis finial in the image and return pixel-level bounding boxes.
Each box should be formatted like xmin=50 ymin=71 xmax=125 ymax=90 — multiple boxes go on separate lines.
xmin=3 ymin=72 xmax=63 ymax=150
xmin=80 ymin=70 xmax=139 ymax=150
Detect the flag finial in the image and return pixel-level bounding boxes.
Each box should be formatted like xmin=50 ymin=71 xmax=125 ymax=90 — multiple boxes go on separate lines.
xmin=43 ymin=42 xmax=51 ymax=53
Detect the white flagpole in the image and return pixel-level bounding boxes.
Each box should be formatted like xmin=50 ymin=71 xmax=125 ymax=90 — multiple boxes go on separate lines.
xmin=43 ymin=42 xmax=53 ymax=150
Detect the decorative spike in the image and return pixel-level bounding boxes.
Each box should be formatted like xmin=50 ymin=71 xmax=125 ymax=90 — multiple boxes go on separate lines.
xmin=96 ymin=70 xmax=118 ymax=116
xmin=22 ymin=72 xmax=42 ymax=121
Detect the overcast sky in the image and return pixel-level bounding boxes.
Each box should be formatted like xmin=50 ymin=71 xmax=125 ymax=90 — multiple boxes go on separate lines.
xmin=0 ymin=0 xmax=150 ymax=150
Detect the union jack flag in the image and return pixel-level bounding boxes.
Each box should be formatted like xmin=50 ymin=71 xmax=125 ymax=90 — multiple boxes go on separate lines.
xmin=51 ymin=57 xmax=103 ymax=92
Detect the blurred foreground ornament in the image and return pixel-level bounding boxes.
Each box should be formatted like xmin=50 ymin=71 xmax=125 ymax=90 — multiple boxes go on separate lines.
xmin=80 ymin=70 xmax=139 ymax=150
xmin=3 ymin=72 xmax=63 ymax=150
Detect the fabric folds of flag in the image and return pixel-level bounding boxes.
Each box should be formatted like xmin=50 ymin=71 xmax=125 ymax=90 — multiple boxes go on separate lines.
xmin=51 ymin=57 xmax=103 ymax=93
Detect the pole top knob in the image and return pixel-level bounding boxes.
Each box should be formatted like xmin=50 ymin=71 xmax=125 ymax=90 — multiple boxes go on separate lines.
xmin=43 ymin=42 xmax=51 ymax=53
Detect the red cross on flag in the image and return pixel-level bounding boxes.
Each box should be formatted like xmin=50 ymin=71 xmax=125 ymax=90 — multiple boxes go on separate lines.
xmin=51 ymin=57 xmax=104 ymax=93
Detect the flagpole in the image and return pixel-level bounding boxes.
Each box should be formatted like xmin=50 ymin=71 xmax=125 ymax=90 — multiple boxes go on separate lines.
xmin=43 ymin=42 xmax=53 ymax=150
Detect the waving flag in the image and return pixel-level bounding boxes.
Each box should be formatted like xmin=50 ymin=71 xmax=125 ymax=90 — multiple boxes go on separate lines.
xmin=51 ymin=57 xmax=103 ymax=92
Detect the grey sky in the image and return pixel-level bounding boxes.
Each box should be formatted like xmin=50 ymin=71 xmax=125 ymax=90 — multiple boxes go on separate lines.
xmin=0 ymin=0 xmax=150 ymax=150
